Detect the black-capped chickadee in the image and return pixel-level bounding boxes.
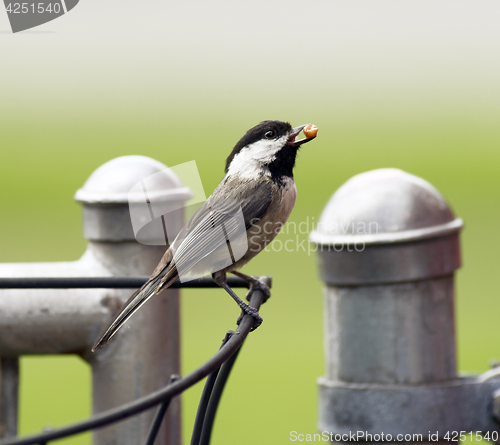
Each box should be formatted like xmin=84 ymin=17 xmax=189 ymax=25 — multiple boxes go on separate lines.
xmin=92 ymin=120 xmax=318 ymax=351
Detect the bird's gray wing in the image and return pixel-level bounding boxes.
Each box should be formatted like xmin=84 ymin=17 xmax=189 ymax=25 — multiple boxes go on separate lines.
xmin=166 ymin=177 xmax=273 ymax=279
xmin=92 ymin=178 xmax=273 ymax=351
xmin=183 ymin=176 xmax=273 ymax=233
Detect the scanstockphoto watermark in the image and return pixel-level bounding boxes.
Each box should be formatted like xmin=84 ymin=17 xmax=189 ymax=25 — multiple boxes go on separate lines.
xmin=260 ymin=236 xmax=367 ymax=255
xmin=290 ymin=430 xmax=494 ymax=442
xmin=3 ymin=0 xmax=79 ymax=33
xmin=248 ymin=216 xmax=378 ymax=255
xmin=290 ymin=431 xmax=425 ymax=442
xmin=265 ymin=217 xmax=379 ymax=238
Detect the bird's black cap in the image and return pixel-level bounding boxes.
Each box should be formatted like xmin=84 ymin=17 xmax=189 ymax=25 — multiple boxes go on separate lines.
xmin=225 ymin=121 xmax=293 ymax=172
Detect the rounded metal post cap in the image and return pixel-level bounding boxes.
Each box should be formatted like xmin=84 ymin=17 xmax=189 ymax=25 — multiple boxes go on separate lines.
xmin=74 ymin=156 xmax=191 ymax=205
xmin=310 ymin=168 xmax=462 ymax=246
xmin=309 ymin=169 xmax=463 ymax=285
xmin=74 ymin=156 xmax=192 ymax=241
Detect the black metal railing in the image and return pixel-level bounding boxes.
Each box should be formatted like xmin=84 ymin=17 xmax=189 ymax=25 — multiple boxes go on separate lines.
xmin=0 ymin=276 xmax=268 ymax=445
xmin=0 ymin=276 xmax=248 ymax=289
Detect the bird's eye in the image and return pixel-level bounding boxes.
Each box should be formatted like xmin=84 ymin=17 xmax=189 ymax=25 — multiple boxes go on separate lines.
xmin=265 ymin=130 xmax=276 ymax=139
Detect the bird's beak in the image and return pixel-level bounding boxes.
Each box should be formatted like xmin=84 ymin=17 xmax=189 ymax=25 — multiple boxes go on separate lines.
xmin=288 ymin=124 xmax=316 ymax=147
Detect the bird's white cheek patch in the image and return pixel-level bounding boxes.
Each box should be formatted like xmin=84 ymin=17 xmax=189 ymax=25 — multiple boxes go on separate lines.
xmin=227 ymin=158 xmax=267 ymax=179
xmin=226 ymin=136 xmax=287 ymax=179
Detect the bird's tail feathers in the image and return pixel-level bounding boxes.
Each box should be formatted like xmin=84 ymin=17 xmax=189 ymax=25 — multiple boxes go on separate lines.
xmin=92 ymin=268 xmax=177 ymax=352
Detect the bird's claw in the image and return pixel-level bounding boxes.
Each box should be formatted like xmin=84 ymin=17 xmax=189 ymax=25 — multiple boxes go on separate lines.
xmin=245 ymin=277 xmax=271 ymax=303
xmin=236 ymin=307 xmax=263 ymax=331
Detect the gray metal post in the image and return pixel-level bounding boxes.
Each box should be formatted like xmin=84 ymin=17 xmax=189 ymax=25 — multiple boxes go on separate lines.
xmin=0 ymin=156 xmax=190 ymax=445
xmin=310 ymin=169 xmax=500 ymax=439
xmin=0 ymin=358 xmax=18 ymax=439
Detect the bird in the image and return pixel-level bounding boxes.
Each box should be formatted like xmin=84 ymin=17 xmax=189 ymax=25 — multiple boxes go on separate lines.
xmin=92 ymin=120 xmax=318 ymax=352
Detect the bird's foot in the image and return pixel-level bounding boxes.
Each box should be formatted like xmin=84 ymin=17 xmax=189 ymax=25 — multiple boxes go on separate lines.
xmin=246 ymin=278 xmax=271 ymax=303
xmin=236 ymin=303 xmax=263 ymax=331
xmin=232 ymin=272 xmax=271 ymax=303
xmin=218 ymin=273 xmax=265 ymax=332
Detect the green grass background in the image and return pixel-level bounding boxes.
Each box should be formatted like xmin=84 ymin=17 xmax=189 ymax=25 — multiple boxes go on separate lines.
xmin=2 ymin=1 xmax=500 ymax=443
xmin=1 ymin=109 xmax=500 ymax=444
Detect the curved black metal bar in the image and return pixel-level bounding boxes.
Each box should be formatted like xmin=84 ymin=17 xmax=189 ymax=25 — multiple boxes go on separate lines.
xmin=190 ymin=331 xmax=236 ymax=445
xmin=0 ymin=276 xmax=248 ymax=289
xmin=142 ymin=375 xmax=181 ymax=445
xmin=0 ymin=290 xmax=265 ymax=445
xmin=190 ymin=363 xmax=222 ymax=445
xmin=199 ymin=342 xmax=244 ymax=445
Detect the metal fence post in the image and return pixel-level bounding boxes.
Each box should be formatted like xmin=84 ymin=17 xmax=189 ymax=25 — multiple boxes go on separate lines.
xmin=309 ymin=168 xmax=497 ymax=438
xmin=0 ymin=156 xmax=190 ymax=445
xmin=76 ymin=156 xmax=190 ymax=445
xmin=0 ymin=358 xmax=19 ymax=439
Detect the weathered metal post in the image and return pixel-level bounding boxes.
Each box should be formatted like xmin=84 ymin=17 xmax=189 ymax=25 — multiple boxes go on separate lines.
xmin=309 ymin=168 xmax=500 ymax=438
xmin=0 ymin=156 xmax=190 ymax=445
xmin=0 ymin=358 xmax=18 ymax=439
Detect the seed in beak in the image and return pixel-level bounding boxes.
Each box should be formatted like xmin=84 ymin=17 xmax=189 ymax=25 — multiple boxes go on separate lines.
xmin=304 ymin=124 xmax=318 ymax=139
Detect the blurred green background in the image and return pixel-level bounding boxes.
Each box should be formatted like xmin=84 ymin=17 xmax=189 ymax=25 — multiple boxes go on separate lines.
xmin=1 ymin=1 xmax=500 ymax=444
